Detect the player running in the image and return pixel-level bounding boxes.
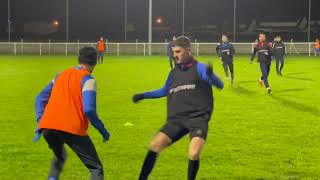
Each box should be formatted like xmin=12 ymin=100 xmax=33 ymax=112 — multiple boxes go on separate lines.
xmin=216 ymin=34 xmax=235 ymax=83
xmin=272 ymin=35 xmax=286 ymax=75
xmin=250 ymin=33 xmax=273 ymax=94
xmin=132 ymin=36 xmax=224 ymax=180
xmin=97 ymin=37 xmax=106 ymax=64
xmin=33 ymin=47 xmax=110 ymax=180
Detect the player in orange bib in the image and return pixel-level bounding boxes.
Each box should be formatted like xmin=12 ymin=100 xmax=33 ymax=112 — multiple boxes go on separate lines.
xmin=315 ymin=38 xmax=320 ymax=56
xmin=33 ymin=47 xmax=110 ymax=180
xmin=97 ymin=37 xmax=106 ymax=64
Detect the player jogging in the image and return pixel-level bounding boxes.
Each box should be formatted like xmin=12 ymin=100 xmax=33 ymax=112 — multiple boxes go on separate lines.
xmin=273 ymin=35 xmax=286 ymax=75
xmin=132 ymin=36 xmax=224 ymax=180
xmin=33 ymin=47 xmax=110 ymax=180
xmin=250 ymin=33 xmax=273 ymax=94
xmin=216 ymin=34 xmax=235 ymax=83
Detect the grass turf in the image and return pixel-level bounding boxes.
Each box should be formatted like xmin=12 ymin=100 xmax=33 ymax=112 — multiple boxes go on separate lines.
xmin=0 ymin=54 xmax=319 ymax=179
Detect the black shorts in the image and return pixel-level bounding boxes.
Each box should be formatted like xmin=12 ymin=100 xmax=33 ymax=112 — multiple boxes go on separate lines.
xmin=160 ymin=114 xmax=210 ymax=143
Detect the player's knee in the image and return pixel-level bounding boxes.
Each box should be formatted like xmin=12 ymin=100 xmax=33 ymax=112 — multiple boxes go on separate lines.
xmin=149 ymin=140 xmax=163 ymax=153
xmin=188 ymin=149 xmax=200 ymax=160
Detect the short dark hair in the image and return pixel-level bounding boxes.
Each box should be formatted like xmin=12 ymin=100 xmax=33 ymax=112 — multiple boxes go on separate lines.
xmin=173 ymin=36 xmax=191 ymax=48
xmin=78 ymin=47 xmax=97 ymax=66
xmin=222 ymin=33 xmax=229 ymax=38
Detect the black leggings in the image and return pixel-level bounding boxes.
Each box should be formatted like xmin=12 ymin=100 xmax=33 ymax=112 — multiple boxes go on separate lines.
xmin=222 ymin=61 xmax=234 ymax=78
xmin=42 ymin=129 xmax=104 ymax=180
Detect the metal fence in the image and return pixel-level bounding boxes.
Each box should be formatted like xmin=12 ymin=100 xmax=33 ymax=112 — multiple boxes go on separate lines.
xmin=0 ymin=42 xmax=316 ymax=56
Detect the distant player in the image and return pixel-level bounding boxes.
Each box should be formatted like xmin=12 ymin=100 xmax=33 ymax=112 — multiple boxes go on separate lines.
xmin=271 ymin=37 xmax=277 ymax=60
xmin=216 ymin=34 xmax=235 ymax=83
xmin=132 ymin=36 xmax=224 ymax=180
xmin=167 ymin=35 xmax=176 ymax=69
xmin=273 ymin=35 xmax=286 ymax=75
xmin=97 ymin=37 xmax=106 ymax=64
xmin=250 ymin=33 xmax=273 ymax=94
xmin=34 ymin=47 xmax=110 ymax=180
xmin=315 ymin=38 xmax=320 ymax=56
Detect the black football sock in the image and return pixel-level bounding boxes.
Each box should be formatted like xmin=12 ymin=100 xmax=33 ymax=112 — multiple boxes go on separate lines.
xmin=139 ymin=150 xmax=158 ymax=180
xmin=188 ymin=159 xmax=200 ymax=180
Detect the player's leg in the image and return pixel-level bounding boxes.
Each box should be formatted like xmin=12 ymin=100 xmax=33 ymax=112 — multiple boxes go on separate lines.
xmin=280 ymin=56 xmax=284 ymax=75
xmin=228 ymin=61 xmax=234 ymax=83
xmin=42 ymin=129 xmax=67 ymax=180
xmin=222 ymin=61 xmax=229 ymax=77
xmin=139 ymin=132 xmax=171 ymax=180
xmin=259 ymin=63 xmax=270 ymax=89
xmin=188 ymin=137 xmax=205 ymax=180
xmin=101 ymin=53 xmax=104 ymax=64
xmin=266 ymin=62 xmax=272 ymax=93
xmin=187 ymin=116 xmax=209 ymax=180
xmin=66 ymin=134 xmax=104 ymax=180
xmin=275 ymin=56 xmax=280 ymax=75
xmin=139 ymin=121 xmax=188 ymax=180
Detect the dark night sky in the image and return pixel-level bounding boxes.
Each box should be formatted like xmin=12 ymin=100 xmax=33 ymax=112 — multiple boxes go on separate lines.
xmin=0 ymin=0 xmax=319 ymax=41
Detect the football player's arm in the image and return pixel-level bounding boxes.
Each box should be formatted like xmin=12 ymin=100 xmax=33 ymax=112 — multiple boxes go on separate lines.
xmin=82 ymin=75 xmax=110 ymax=141
xmin=132 ymin=74 xmax=171 ymax=103
xmin=35 ymin=74 xmax=59 ymax=123
xmin=215 ymin=45 xmax=221 ymax=58
xmin=268 ymin=43 xmax=274 ymax=56
xmin=230 ymin=44 xmax=236 ymax=55
xmin=197 ymin=63 xmax=224 ymax=89
xmin=33 ymin=74 xmax=59 ymax=142
xmin=250 ymin=46 xmax=257 ymax=62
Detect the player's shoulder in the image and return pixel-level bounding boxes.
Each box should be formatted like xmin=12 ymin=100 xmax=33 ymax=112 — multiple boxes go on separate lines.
xmin=81 ymin=74 xmax=95 ymax=85
xmin=196 ymin=61 xmax=207 ymax=73
xmin=82 ymin=75 xmax=97 ymax=92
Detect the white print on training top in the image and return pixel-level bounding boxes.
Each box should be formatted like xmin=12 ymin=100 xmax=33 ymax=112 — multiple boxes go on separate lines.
xmin=258 ymin=50 xmax=268 ymax=52
xmin=169 ymin=84 xmax=196 ymax=94
xmin=276 ymin=47 xmax=283 ymax=49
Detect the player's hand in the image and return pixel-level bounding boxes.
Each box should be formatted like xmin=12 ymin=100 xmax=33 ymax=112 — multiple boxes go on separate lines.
xmin=33 ymin=132 xmax=42 ymax=142
xmin=206 ymin=63 xmax=213 ymax=77
xmin=103 ymin=130 xmax=110 ymax=142
xmin=132 ymin=94 xmax=144 ymax=103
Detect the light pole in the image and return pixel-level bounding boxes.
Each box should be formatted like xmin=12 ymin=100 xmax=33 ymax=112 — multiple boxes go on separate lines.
xmin=148 ymin=0 xmax=152 ymax=55
xmin=66 ymin=0 xmax=69 ymax=42
xmin=8 ymin=0 xmax=11 ymax=42
xmin=307 ymin=0 xmax=311 ymax=42
xmin=125 ymin=0 xmax=127 ymax=41
xmin=233 ymin=0 xmax=236 ymax=42
xmin=182 ymin=0 xmax=185 ymax=35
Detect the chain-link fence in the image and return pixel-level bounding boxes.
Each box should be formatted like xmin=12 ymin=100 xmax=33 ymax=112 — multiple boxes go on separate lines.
xmin=0 ymin=42 xmax=316 ymax=56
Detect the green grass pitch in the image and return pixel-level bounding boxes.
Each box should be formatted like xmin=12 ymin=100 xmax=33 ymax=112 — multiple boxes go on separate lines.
xmin=0 ymin=54 xmax=319 ymax=179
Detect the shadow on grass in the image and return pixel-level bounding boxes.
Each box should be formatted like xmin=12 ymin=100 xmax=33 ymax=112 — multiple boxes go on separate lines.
xmin=236 ymin=80 xmax=258 ymax=85
xmin=230 ymin=85 xmax=255 ymax=95
xmin=270 ymin=95 xmax=320 ymax=116
xmin=281 ymin=75 xmax=315 ymax=82
xmin=274 ymin=88 xmax=307 ymax=94
xmin=284 ymin=72 xmax=307 ymax=76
